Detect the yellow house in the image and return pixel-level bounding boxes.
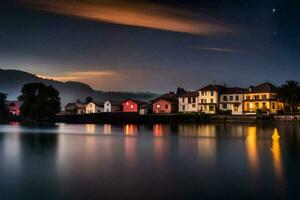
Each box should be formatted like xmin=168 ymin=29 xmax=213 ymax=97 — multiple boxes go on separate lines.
xmin=244 ymin=82 xmax=283 ymax=115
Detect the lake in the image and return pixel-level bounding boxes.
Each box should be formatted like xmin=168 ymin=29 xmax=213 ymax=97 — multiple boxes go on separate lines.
xmin=0 ymin=123 xmax=299 ymax=199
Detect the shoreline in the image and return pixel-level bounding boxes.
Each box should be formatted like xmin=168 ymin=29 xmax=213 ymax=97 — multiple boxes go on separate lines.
xmin=54 ymin=113 xmax=300 ymax=125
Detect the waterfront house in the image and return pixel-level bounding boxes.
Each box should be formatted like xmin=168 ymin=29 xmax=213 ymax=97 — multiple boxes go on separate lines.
xmin=243 ymin=82 xmax=284 ymax=115
xmin=139 ymin=103 xmax=152 ymax=115
xmin=86 ymin=101 xmax=104 ymax=113
xmin=104 ymin=100 xmax=122 ymax=112
xmin=178 ymin=91 xmax=199 ymax=113
xmin=122 ymin=99 xmax=146 ymax=112
xmin=152 ymin=92 xmax=178 ymax=114
xmin=219 ymin=87 xmax=244 ymax=115
xmin=64 ymin=101 xmax=86 ymax=114
xmin=197 ymin=85 xmax=225 ymax=114
xmin=5 ymin=100 xmax=22 ymax=116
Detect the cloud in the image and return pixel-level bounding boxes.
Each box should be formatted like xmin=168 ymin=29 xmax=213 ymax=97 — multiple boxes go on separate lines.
xmin=21 ymin=0 xmax=233 ymax=35
xmin=187 ymin=47 xmax=245 ymax=53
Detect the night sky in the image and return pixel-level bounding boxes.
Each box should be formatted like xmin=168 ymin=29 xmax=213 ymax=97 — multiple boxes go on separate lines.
xmin=1 ymin=0 xmax=300 ymax=92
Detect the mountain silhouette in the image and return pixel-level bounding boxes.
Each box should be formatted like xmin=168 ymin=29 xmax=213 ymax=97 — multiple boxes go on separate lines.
xmin=0 ymin=69 xmax=158 ymax=106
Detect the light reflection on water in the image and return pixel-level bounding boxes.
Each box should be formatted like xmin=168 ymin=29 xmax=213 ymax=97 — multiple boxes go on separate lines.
xmin=0 ymin=123 xmax=298 ymax=199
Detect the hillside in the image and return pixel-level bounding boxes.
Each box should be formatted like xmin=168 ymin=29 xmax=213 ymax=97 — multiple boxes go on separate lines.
xmin=0 ymin=69 xmax=158 ymax=106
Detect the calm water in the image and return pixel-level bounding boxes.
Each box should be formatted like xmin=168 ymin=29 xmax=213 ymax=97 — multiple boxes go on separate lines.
xmin=0 ymin=123 xmax=299 ymax=199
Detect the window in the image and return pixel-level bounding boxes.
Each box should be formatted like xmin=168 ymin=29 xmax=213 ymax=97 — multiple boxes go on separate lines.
xmin=233 ymin=105 xmax=238 ymax=112
xmin=182 ymin=105 xmax=185 ymax=111
xmin=223 ymin=103 xmax=227 ymax=109
xmin=192 ymin=104 xmax=196 ymax=108
xmin=246 ymin=95 xmax=250 ymax=100
xmin=130 ymin=105 xmax=134 ymax=109
xmin=165 ymin=105 xmax=169 ymax=109
xmin=192 ymin=97 xmax=196 ymax=103
xmin=157 ymin=104 xmax=160 ymax=108
xmin=223 ymin=96 xmax=228 ymax=101
xmin=209 ymin=105 xmax=214 ymax=112
xmin=272 ymin=102 xmax=275 ymax=109
xmin=210 ymin=99 xmax=213 ymax=103
xmin=262 ymin=94 xmax=267 ymax=99
xmin=254 ymin=95 xmax=259 ymax=100
xmin=211 ymin=90 xmax=214 ymax=96
xmin=235 ymin=96 xmax=239 ymax=101
xmin=188 ymin=98 xmax=191 ymax=104
xmin=255 ymin=103 xmax=259 ymax=109
xmin=201 ymin=99 xmax=204 ymax=103
xmin=229 ymin=96 xmax=233 ymax=101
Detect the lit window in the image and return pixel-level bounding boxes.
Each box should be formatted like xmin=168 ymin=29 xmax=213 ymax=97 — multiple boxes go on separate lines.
xmin=126 ymin=102 xmax=129 ymax=106
xmin=157 ymin=104 xmax=160 ymax=108
xmin=130 ymin=105 xmax=133 ymax=109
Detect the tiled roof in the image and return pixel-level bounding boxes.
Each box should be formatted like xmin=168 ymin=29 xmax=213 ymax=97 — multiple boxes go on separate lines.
xmin=151 ymin=92 xmax=178 ymax=103
xmin=221 ymin=87 xmax=245 ymax=94
xmin=179 ymin=91 xmax=199 ymax=98
xmin=198 ymin=84 xmax=225 ymax=91
xmin=245 ymin=82 xmax=278 ymax=93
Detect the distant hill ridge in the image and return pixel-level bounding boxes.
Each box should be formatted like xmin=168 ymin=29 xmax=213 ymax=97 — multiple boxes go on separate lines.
xmin=0 ymin=68 xmax=158 ymax=106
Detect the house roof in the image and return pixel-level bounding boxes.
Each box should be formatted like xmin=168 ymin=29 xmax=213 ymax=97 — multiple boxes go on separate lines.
xmin=105 ymin=100 xmax=122 ymax=106
xmin=244 ymin=82 xmax=278 ymax=93
xmin=65 ymin=102 xmax=86 ymax=109
xmin=151 ymin=92 xmax=178 ymax=104
xmin=198 ymin=84 xmax=225 ymax=91
xmin=140 ymin=103 xmax=151 ymax=109
xmin=179 ymin=91 xmax=199 ymax=98
xmin=87 ymin=101 xmax=104 ymax=106
xmin=221 ymin=87 xmax=245 ymax=94
xmin=122 ymin=98 xmax=147 ymax=105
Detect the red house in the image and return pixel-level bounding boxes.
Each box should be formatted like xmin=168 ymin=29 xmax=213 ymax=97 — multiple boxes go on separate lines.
xmin=5 ymin=101 xmax=23 ymax=116
xmin=122 ymin=99 xmax=146 ymax=112
xmin=152 ymin=92 xmax=178 ymax=114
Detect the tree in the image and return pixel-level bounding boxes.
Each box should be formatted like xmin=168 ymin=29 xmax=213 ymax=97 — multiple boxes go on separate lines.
xmin=278 ymin=80 xmax=300 ymax=114
xmin=0 ymin=92 xmax=7 ymax=115
xmin=176 ymin=87 xmax=187 ymax=96
xmin=85 ymin=96 xmax=93 ymax=104
xmin=18 ymin=83 xmax=61 ymax=121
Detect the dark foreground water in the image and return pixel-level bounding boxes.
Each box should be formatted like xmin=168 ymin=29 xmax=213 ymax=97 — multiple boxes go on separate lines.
xmin=0 ymin=123 xmax=299 ymax=199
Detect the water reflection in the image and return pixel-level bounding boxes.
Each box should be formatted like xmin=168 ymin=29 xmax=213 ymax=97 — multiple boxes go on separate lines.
xmin=153 ymin=124 xmax=170 ymax=137
xmin=124 ymin=124 xmax=138 ymax=136
xmin=85 ymin=124 xmax=96 ymax=134
xmin=3 ymin=133 xmax=21 ymax=172
xmin=246 ymin=127 xmax=258 ymax=174
xmin=197 ymin=139 xmax=216 ymax=164
xmin=271 ymin=128 xmax=283 ymax=179
xmin=178 ymin=124 xmax=216 ymax=137
xmin=103 ymin=124 xmax=112 ymax=134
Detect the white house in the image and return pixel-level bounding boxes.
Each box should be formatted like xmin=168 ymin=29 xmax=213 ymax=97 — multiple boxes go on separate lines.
xmin=219 ymin=87 xmax=244 ymax=115
xmin=104 ymin=100 xmax=122 ymax=112
xmin=178 ymin=91 xmax=199 ymax=113
xmin=86 ymin=101 xmax=104 ymax=113
xmin=197 ymin=85 xmax=224 ymax=114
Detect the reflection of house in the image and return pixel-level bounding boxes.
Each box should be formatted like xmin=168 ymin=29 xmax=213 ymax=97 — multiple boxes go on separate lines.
xmin=178 ymin=91 xmax=199 ymax=113
xmin=122 ymin=99 xmax=146 ymax=112
xmin=152 ymin=92 xmax=178 ymax=114
xmin=104 ymin=100 xmax=122 ymax=112
xmin=219 ymin=87 xmax=244 ymax=115
xmin=5 ymin=101 xmax=22 ymax=116
xmin=243 ymin=82 xmax=284 ymax=115
xmin=197 ymin=85 xmax=224 ymax=114
xmin=64 ymin=101 xmax=86 ymax=114
xmin=86 ymin=101 xmax=104 ymax=113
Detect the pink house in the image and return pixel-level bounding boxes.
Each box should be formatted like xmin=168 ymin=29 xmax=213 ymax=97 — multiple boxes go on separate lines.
xmin=152 ymin=93 xmax=178 ymax=114
xmin=6 ymin=101 xmax=22 ymax=116
xmin=122 ymin=99 xmax=145 ymax=112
